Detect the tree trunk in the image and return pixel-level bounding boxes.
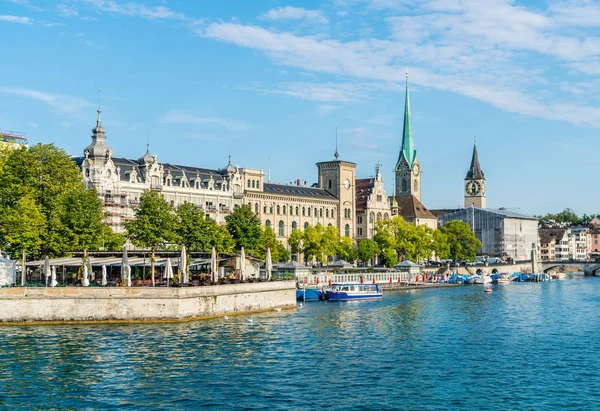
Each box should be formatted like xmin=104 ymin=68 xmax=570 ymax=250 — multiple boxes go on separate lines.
xmin=151 ymin=249 xmax=156 ymax=287
xmin=21 ymin=249 xmax=26 ymax=287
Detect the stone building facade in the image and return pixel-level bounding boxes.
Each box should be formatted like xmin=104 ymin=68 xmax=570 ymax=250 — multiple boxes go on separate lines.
xmin=75 ymin=110 xmax=243 ymax=233
xmin=355 ymin=165 xmax=391 ymax=239
xmin=76 ymin=110 xmax=357 ymax=246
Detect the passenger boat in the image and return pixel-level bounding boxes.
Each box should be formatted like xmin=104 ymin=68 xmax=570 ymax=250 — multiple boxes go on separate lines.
xmin=496 ymin=274 xmax=511 ymax=284
xmin=326 ymin=284 xmax=383 ymax=301
xmin=296 ymin=288 xmax=323 ymax=301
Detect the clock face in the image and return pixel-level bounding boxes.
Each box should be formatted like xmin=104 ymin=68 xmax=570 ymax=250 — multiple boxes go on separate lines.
xmin=344 ymin=179 xmax=350 ymax=190
xmin=466 ymin=181 xmax=481 ymax=196
xmin=398 ymin=162 xmax=410 ymax=176
xmin=412 ymin=164 xmax=420 ymax=176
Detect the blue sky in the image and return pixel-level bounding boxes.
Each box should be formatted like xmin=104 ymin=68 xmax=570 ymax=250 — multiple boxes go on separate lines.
xmin=1 ymin=0 xmax=600 ymax=216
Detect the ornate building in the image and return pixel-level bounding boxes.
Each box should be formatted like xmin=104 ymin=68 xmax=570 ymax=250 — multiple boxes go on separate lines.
xmin=389 ymin=71 xmax=437 ymax=229
xmin=76 ymin=110 xmax=357 ymax=248
xmin=75 ymin=109 xmax=243 ymax=232
xmin=464 ymin=142 xmax=486 ymax=208
xmin=355 ymin=164 xmax=391 ymax=239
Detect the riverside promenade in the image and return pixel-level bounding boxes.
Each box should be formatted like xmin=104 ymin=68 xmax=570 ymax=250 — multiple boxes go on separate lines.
xmin=0 ymin=281 xmax=296 ymax=324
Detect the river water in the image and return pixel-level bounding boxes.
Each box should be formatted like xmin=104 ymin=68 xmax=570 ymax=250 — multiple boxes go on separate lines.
xmin=1 ymin=275 xmax=599 ymax=410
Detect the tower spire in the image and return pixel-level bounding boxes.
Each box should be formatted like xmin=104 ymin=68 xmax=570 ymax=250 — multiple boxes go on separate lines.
xmin=466 ymin=138 xmax=484 ymax=180
xmin=334 ymin=123 xmax=339 ymax=159
xmin=396 ymin=66 xmax=415 ymax=168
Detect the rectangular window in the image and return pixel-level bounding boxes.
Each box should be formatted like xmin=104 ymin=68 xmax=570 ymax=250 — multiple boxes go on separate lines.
xmin=377 ymin=195 xmax=382 ymax=202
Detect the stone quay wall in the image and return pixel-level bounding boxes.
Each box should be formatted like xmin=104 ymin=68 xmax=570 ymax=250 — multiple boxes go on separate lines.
xmin=0 ymin=281 xmax=296 ymax=324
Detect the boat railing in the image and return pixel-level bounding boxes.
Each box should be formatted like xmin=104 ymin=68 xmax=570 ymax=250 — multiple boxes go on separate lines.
xmin=297 ymin=271 xmax=413 ymax=286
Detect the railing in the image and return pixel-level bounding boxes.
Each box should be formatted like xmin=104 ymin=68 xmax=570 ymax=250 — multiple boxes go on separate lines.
xmin=297 ymin=271 xmax=412 ymax=286
xmin=150 ymin=184 xmax=162 ymax=191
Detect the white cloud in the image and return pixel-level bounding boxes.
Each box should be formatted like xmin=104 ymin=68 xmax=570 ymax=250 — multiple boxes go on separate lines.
xmin=0 ymin=86 xmax=93 ymax=115
xmin=256 ymin=82 xmax=370 ymax=102
xmin=0 ymin=15 xmax=32 ymax=24
xmin=160 ymin=110 xmax=251 ymax=131
xmin=261 ymin=6 xmax=328 ymax=24
xmin=316 ymin=104 xmax=338 ymax=117
xmin=58 ymin=4 xmax=79 ymax=17
xmin=76 ymin=0 xmax=186 ymax=20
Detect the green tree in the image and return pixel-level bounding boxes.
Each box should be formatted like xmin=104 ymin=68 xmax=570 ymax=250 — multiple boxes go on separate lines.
xmin=0 ymin=144 xmax=96 ymax=257
xmin=125 ymin=190 xmax=178 ymax=286
xmin=176 ymin=202 xmax=234 ymax=253
xmin=439 ymin=220 xmax=482 ymax=262
xmin=303 ymin=224 xmax=340 ymax=265
xmin=288 ymin=229 xmax=304 ymax=256
xmin=100 ymin=225 xmax=127 ymax=251
xmin=225 ymin=204 xmax=262 ymax=252
xmin=0 ymin=195 xmax=45 ymax=285
xmin=432 ymin=229 xmax=450 ymax=260
xmin=373 ymin=219 xmax=398 ymax=268
xmin=357 ymin=238 xmax=380 ymax=265
xmin=337 ymin=236 xmax=357 ymax=262
xmin=253 ymin=226 xmax=289 ymax=262
xmin=61 ymin=186 xmax=105 ymax=252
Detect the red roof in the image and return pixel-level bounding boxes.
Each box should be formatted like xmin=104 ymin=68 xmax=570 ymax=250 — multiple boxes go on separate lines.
xmin=355 ymin=178 xmax=375 ymax=212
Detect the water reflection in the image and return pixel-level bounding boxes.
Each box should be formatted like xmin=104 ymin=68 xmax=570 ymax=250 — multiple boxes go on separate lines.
xmin=1 ymin=278 xmax=600 ymax=409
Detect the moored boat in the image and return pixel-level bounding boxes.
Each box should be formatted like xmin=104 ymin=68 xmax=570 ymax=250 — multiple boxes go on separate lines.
xmin=326 ymin=284 xmax=383 ymax=301
xmin=296 ymin=288 xmax=323 ymax=301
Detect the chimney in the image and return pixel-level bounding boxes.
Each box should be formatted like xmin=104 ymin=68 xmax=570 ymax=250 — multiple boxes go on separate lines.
xmin=297 ymin=178 xmax=301 ymax=186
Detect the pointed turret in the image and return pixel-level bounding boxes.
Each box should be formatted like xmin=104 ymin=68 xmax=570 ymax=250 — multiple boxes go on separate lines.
xmin=84 ymin=108 xmax=113 ymax=161
xmin=396 ymin=69 xmax=416 ymax=168
xmin=465 ymin=142 xmax=484 ymax=180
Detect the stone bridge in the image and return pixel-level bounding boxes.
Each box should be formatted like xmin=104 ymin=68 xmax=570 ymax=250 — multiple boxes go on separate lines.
xmin=441 ymin=260 xmax=600 ymax=276
xmin=538 ymin=261 xmax=600 ymax=276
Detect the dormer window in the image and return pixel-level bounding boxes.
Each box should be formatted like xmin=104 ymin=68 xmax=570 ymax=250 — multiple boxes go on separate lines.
xmin=85 ymin=168 xmax=90 ymax=177
xmin=107 ymin=169 xmax=112 ymax=178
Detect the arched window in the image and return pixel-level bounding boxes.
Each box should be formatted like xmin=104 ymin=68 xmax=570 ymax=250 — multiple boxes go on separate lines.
xmin=328 ymin=223 xmax=332 ymax=227
xmin=377 ymin=212 xmax=382 ymax=222
xmin=345 ymin=224 xmax=350 ymax=237
xmin=277 ymin=205 xmax=280 ymax=214
xmin=85 ymin=168 xmax=90 ymax=177
xmin=331 ymin=210 xmax=335 ymax=219
xmin=344 ymin=209 xmax=347 ymax=218
xmin=256 ymin=181 xmax=260 ymax=189
xmin=255 ymin=203 xmax=259 ymax=214
xmin=248 ymin=180 xmax=251 ymax=188
xmin=348 ymin=209 xmax=351 ymax=219
xmin=308 ymin=207 xmax=311 ymax=217
xmin=292 ymin=221 xmax=297 ymax=232
xmin=263 ymin=205 xmax=267 ymax=214
xmin=319 ymin=208 xmax=323 ymax=218
xmin=304 ymin=222 xmax=309 ymax=230
xmin=269 ymin=205 xmax=273 ymax=214
xmin=402 ymin=179 xmax=407 ymax=192
xmin=370 ymin=212 xmax=374 ymax=223
xmin=326 ymin=209 xmax=329 ymax=218
xmin=414 ymin=179 xmax=418 ymax=191
xmin=302 ymin=207 xmax=306 ymax=216
xmin=265 ymin=220 xmax=271 ymax=228
xmin=384 ymin=213 xmax=389 ymax=220
xmin=278 ymin=221 xmax=285 ymax=237
xmin=295 ymin=206 xmax=299 ymax=215
xmin=283 ymin=205 xmax=286 ymax=215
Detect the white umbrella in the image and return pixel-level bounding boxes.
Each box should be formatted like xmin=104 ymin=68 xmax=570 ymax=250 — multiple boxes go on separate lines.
xmin=50 ymin=266 xmax=58 ymax=288
xmin=180 ymin=246 xmax=187 ymax=284
xmin=127 ymin=265 xmax=132 ymax=287
xmin=211 ymin=247 xmax=217 ymax=282
xmin=101 ymin=265 xmax=107 ymax=286
xmin=240 ymin=247 xmax=246 ymax=281
xmin=82 ymin=263 xmax=90 ymax=287
xmin=121 ymin=245 xmax=129 ymax=285
xmin=43 ymin=256 xmax=51 ymax=287
xmin=266 ymin=247 xmax=273 ymax=281
xmin=165 ymin=257 xmax=174 ymax=286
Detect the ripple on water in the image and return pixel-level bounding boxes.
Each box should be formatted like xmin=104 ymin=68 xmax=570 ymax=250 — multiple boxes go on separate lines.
xmin=1 ymin=279 xmax=600 ymax=409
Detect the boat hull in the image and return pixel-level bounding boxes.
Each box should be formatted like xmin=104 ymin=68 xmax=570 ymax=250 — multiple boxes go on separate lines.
xmin=326 ymin=292 xmax=383 ymax=301
xmin=296 ymin=289 xmax=322 ymax=301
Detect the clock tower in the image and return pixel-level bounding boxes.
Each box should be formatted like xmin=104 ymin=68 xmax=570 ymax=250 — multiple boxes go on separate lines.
xmin=464 ymin=142 xmax=486 ymax=208
xmin=395 ymin=69 xmax=421 ymax=202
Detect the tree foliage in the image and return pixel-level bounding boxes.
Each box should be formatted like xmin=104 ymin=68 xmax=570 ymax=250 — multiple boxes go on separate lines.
xmin=0 ymin=195 xmax=45 ymax=260
xmin=0 ymin=144 xmax=105 ymax=258
xmin=225 ymin=205 xmax=262 ymax=252
xmin=253 ymin=226 xmax=289 ymax=262
xmin=439 ymin=220 xmax=482 ymax=262
xmin=357 ymin=238 xmax=380 ymax=265
xmin=176 ymin=202 xmax=233 ymax=253
xmin=337 ymin=236 xmax=358 ymax=262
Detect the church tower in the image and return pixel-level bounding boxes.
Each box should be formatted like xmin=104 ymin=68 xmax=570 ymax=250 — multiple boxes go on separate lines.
xmin=394 ymin=69 xmax=421 ymax=201
xmin=464 ymin=141 xmax=486 ymax=208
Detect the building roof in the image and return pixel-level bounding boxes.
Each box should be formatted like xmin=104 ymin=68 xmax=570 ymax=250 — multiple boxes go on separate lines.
xmin=390 ymin=194 xmax=436 ymax=220
xmin=441 ymin=207 xmax=537 ymax=221
xmin=465 ymin=143 xmax=485 ymax=180
xmin=355 ymin=178 xmax=375 ymax=211
xmin=396 ymin=72 xmax=417 ymax=168
xmin=263 ymin=183 xmax=338 ymax=199
xmin=539 ymin=228 xmax=566 ymax=244
xmin=429 ymin=208 xmax=462 ymax=218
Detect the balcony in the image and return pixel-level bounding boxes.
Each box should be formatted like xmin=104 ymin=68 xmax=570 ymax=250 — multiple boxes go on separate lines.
xmin=150 ymin=184 xmax=163 ymax=191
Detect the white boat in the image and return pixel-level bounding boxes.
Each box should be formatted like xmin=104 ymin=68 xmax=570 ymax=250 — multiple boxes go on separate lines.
xmin=473 ymin=275 xmax=492 ymax=284
xmin=326 ymin=284 xmax=383 ymax=301
xmin=497 ymin=274 xmax=511 ymax=284
xmin=552 ymin=272 xmax=566 ymax=280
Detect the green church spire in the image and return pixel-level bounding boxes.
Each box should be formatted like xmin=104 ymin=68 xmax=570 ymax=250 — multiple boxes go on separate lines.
xmin=397 ymin=67 xmax=416 ymax=168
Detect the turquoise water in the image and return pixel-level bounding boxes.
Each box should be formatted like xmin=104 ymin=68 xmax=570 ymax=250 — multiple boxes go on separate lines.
xmin=1 ymin=276 xmax=600 ymax=410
